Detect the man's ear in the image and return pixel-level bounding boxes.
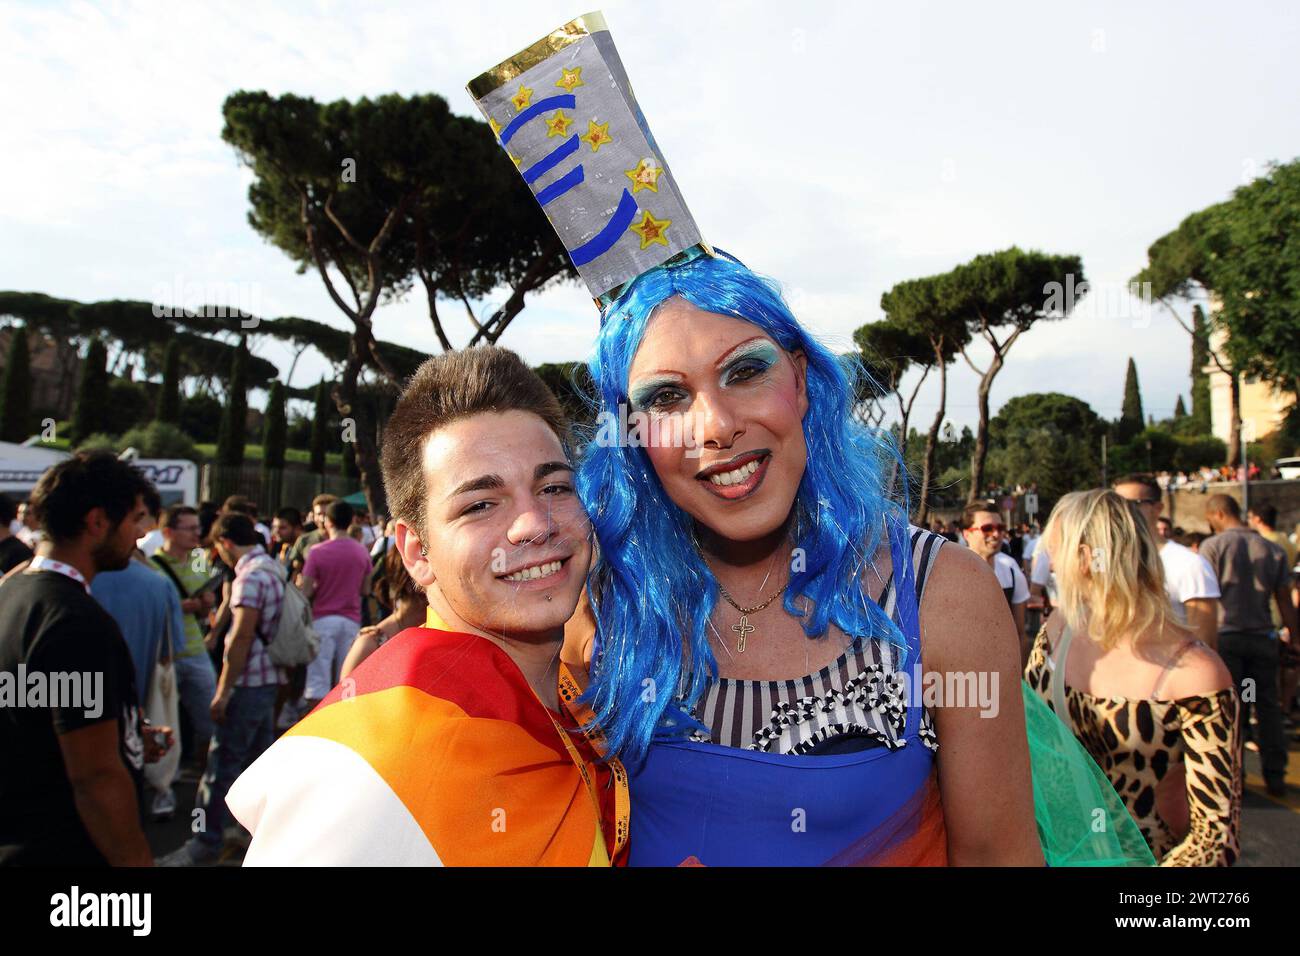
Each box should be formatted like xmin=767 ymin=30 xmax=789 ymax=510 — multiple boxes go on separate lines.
xmin=791 ymin=348 xmax=809 ymax=419
xmin=394 ymin=520 xmax=436 ymax=588
xmin=83 ymin=506 xmax=111 ymax=543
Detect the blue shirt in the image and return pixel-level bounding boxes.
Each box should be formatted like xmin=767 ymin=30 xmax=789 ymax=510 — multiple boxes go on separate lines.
xmin=91 ymin=559 xmax=184 ymax=705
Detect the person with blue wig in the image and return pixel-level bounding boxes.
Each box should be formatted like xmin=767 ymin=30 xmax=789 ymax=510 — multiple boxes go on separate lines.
xmin=565 ymin=252 xmax=1041 ymax=865
xmin=468 ymin=14 xmax=1147 ymax=867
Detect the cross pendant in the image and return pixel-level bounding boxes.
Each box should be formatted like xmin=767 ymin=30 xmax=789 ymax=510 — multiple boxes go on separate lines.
xmin=731 ymin=615 xmax=756 ymax=653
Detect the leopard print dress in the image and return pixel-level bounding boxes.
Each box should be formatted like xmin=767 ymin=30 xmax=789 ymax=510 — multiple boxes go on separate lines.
xmin=1024 ymin=626 xmax=1241 ymax=867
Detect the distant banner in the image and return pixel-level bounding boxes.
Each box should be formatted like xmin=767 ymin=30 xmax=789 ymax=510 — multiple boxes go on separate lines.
xmin=0 ymin=458 xmax=197 ymax=502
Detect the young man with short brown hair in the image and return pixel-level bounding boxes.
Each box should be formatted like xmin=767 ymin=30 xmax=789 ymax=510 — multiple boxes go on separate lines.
xmin=962 ymin=500 xmax=1029 ymax=659
xmin=225 ymin=347 xmax=624 ymax=866
xmin=286 ymin=494 xmax=337 ymax=578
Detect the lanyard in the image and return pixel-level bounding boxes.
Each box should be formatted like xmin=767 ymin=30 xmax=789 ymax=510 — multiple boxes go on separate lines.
xmin=556 ymin=662 xmax=630 ymax=865
xmin=28 ymin=555 xmax=90 ymax=593
xmin=424 ymin=607 xmax=629 ymax=864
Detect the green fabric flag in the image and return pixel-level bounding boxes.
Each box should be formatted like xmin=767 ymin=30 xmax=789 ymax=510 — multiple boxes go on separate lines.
xmin=1022 ymin=681 xmax=1156 ymax=867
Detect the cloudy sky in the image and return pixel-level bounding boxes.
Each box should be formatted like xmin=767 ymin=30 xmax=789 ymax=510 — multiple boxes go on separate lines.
xmin=2 ymin=0 xmax=1297 ymax=429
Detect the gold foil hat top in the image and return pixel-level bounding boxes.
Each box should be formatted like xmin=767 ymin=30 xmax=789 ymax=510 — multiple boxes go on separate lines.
xmin=466 ymin=12 xmax=706 ymax=302
xmin=467 ymin=12 xmax=607 ymax=100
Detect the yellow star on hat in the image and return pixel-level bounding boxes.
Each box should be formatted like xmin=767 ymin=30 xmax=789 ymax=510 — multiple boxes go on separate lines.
xmin=466 ymin=14 xmax=708 ymax=304
xmin=545 ymin=109 xmax=573 ymax=138
xmin=510 ymin=84 xmax=534 ymax=112
xmin=629 ymin=210 xmax=671 ymax=249
xmin=625 ymin=157 xmax=664 ymax=193
xmin=556 ymin=67 xmax=584 ymax=93
xmin=581 ymin=119 xmax=614 ymax=152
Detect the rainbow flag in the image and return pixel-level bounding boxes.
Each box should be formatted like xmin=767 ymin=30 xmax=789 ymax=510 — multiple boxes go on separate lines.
xmin=227 ymin=625 xmax=621 ymax=866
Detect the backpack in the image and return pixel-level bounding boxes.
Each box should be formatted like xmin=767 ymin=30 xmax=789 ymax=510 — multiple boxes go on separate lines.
xmin=259 ymin=559 xmax=320 ymax=668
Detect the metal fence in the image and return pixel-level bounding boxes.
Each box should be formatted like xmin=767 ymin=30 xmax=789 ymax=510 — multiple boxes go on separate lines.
xmin=200 ymin=463 xmax=356 ymax=512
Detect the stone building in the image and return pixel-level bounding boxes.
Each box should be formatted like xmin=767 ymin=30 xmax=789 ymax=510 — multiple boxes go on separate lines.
xmin=1206 ymin=322 xmax=1293 ymax=450
xmin=0 ymin=325 xmax=81 ymax=428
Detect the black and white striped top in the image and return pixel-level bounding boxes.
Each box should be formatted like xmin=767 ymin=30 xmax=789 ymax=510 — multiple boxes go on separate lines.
xmin=687 ymin=527 xmax=946 ymax=756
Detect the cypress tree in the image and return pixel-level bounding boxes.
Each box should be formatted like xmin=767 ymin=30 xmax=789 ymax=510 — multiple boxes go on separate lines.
xmin=1173 ymin=395 xmax=1187 ymax=418
xmin=1190 ymin=305 xmax=1212 ymax=434
xmin=216 ymin=337 xmax=249 ymax=467
xmin=261 ymin=380 xmax=287 ymax=509
xmin=71 ymin=338 xmax=111 ymax=444
xmin=0 ymin=325 xmax=33 ymax=443
xmin=155 ymin=339 xmax=181 ymax=424
xmin=262 ymin=381 xmax=287 ymax=471
xmin=1118 ymin=357 xmax=1144 ymax=444
xmin=309 ymin=379 xmax=328 ymax=475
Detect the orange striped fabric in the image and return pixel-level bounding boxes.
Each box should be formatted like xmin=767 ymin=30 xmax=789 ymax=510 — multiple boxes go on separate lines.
xmin=244 ymin=625 xmax=621 ymax=866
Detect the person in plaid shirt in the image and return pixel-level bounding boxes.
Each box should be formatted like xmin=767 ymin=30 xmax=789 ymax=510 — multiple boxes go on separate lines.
xmin=160 ymin=513 xmax=285 ymax=866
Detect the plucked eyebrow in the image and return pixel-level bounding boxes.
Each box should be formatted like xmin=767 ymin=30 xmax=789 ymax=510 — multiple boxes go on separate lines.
xmin=628 ymin=371 xmax=683 ymax=390
xmin=628 ymin=373 xmax=684 ymax=407
xmin=715 ymin=336 xmax=775 ymax=369
xmin=631 ymin=336 xmax=774 ymax=384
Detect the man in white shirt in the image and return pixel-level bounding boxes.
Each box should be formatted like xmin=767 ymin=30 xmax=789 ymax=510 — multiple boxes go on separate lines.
xmin=1020 ymin=523 xmax=1040 ymax=575
xmin=1113 ymin=474 xmax=1220 ymax=648
xmin=962 ymin=501 xmax=1030 ymax=660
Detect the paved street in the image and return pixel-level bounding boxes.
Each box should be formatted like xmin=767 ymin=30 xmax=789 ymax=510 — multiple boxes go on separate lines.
xmin=1237 ymin=734 xmax=1300 ymax=866
xmin=145 ymin=767 xmax=246 ymax=867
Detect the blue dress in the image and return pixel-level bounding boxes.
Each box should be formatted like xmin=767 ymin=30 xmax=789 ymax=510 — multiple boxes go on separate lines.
xmin=626 ymin=519 xmax=948 ymax=866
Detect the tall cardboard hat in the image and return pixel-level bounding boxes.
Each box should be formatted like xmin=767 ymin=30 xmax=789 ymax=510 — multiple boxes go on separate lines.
xmin=467 ymin=12 xmax=710 ymax=307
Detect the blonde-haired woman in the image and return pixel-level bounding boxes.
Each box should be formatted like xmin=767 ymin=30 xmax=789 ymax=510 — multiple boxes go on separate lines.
xmin=1024 ymin=489 xmax=1241 ymax=866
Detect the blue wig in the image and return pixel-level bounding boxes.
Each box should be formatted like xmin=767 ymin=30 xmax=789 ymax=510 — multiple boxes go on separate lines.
xmin=575 ymin=253 xmax=910 ymax=765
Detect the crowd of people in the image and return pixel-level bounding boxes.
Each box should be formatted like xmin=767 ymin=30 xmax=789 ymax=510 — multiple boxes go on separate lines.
xmin=2 ymin=12 xmax=1297 ymax=871
xmin=1155 ymin=465 xmax=1278 ymax=488
xmin=941 ymin=478 xmax=1294 ymax=832
xmin=2 ymin=350 xmax=1298 ymax=868
xmin=0 ymin=473 xmax=421 ymax=866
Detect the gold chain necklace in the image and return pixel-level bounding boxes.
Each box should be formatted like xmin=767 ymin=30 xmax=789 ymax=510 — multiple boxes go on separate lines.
xmin=713 ymin=578 xmax=788 ymax=653
xmin=694 ymin=535 xmax=790 ymax=652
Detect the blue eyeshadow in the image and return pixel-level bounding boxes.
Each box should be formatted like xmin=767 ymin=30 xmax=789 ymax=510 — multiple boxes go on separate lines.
xmin=723 ymin=340 xmax=780 ymax=371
